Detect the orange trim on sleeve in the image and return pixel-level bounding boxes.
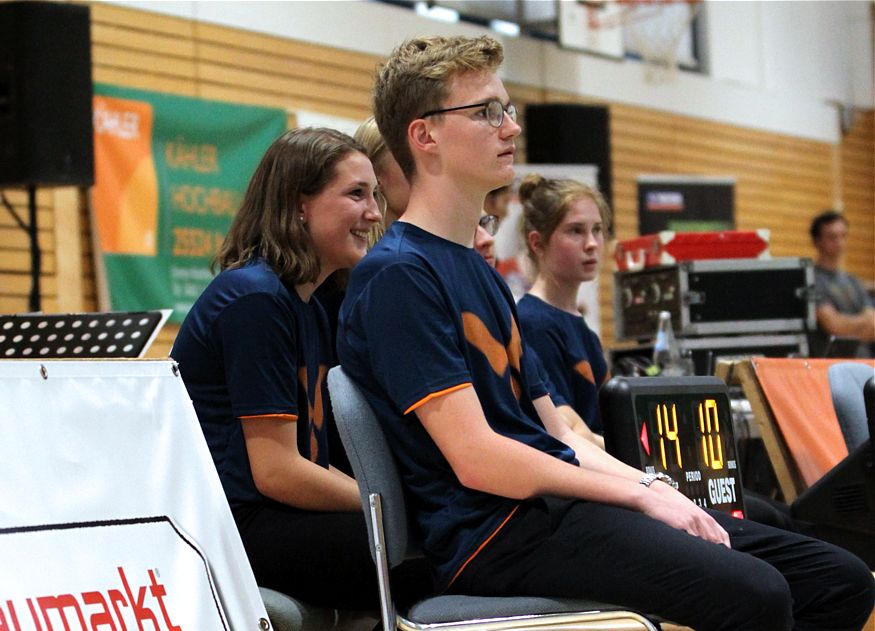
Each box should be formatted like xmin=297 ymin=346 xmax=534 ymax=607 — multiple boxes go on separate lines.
xmin=447 ymin=505 xmax=520 ymax=588
xmin=238 ymin=413 xmax=298 ymax=422
xmin=404 ymin=383 xmax=472 ymax=415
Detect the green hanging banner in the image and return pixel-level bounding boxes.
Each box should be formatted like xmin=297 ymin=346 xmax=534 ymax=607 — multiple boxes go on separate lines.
xmin=92 ymin=83 xmax=286 ymax=323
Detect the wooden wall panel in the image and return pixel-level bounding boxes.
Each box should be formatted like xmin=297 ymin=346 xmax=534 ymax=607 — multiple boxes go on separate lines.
xmin=78 ymin=196 xmax=98 ymax=313
xmin=2 ymin=1 xmax=870 ymax=362
xmin=0 ymin=189 xmax=58 ymax=314
xmin=839 ymin=110 xmax=874 ymax=281
xmin=52 ymin=188 xmax=85 ymax=312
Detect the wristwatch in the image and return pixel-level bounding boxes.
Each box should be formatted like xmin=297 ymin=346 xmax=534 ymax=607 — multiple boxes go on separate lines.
xmin=639 ymin=472 xmax=679 ymax=490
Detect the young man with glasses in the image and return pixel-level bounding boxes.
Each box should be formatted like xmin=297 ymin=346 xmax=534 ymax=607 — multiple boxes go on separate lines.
xmin=338 ymin=35 xmax=874 ymax=630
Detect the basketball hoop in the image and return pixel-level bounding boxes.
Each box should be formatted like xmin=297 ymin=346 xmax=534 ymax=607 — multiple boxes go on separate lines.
xmin=579 ymin=0 xmax=702 ymax=84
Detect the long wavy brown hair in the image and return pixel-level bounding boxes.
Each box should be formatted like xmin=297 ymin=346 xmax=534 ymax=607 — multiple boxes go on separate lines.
xmin=215 ymin=127 xmax=366 ymax=285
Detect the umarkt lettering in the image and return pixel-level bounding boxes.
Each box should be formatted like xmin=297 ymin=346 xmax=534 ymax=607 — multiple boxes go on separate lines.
xmin=0 ymin=567 xmax=182 ymax=631
xmin=707 ymin=476 xmax=737 ymax=505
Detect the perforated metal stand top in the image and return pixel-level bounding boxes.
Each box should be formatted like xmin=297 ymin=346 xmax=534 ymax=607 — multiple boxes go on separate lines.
xmin=0 ymin=310 xmax=171 ymax=359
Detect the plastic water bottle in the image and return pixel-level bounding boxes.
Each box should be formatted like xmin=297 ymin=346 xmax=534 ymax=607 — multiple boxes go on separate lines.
xmin=653 ymin=311 xmax=685 ymax=376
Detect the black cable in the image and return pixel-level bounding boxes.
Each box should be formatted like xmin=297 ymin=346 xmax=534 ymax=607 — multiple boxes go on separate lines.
xmin=27 ymin=185 xmax=40 ymax=312
xmin=0 ymin=190 xmax=29 ymax=232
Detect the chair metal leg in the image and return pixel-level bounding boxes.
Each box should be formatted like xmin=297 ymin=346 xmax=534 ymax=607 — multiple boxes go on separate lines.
xmin=369 ymin=493 xmax=398 ymax=630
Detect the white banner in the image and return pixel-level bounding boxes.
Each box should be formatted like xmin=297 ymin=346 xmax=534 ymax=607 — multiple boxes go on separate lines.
xmin=0 ymin=359 xmax=267 ymax=630
xmin=0 ymin=517 xmax=226 ymax=630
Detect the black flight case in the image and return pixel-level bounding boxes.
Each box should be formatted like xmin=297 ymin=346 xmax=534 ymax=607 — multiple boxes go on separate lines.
xmin=613 ymin=257 xmax=816 ymax=341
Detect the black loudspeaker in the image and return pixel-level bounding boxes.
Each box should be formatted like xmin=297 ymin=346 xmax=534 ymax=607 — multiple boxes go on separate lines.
xmin=791 ymin=441 xmax=875 ymax=568
xmin=0 ymin=1 xmax=94 ymax=187
xmin=524 ymin=104 xmax=612 ymax=211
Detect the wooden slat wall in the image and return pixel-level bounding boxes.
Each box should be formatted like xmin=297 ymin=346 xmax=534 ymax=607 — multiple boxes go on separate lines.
xmin=0 ymin=1 xmax=871 ymax=358
xmin=0 ymin=189 xmax=59 ymax=313
xmin=838 ymin=110 xmax=875 ymax=282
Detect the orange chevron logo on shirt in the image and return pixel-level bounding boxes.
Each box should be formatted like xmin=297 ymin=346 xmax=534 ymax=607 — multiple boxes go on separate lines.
xmin=574 ymin=360 xmax=596 ymax=385
xmin=462 ymin=311 xmax=523 ymax=399
xmin=298 ymin=364 xmax=328 ymax=462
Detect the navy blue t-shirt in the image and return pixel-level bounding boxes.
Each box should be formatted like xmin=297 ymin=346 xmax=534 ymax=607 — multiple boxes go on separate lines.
xmin=171 ymin=258 xmax=332 ymax=510
xmin=528 ymin=346 xmax=567 ymax=407
xmin=338 ymin=222 xmax=577 ymax=589
xmin=811 ymin=265 xmax=875 ymax=357
xmin=517 ymin=294 xmax=609 ymax=434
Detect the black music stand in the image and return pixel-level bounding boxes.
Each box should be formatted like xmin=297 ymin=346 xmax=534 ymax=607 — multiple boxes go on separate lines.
xmin=0 ymin=310 xmax=171 ymax=359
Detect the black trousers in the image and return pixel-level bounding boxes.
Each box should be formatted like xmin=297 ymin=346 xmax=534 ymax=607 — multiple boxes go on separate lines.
xmin=450 ymin=497 xmax=875 ymax=631
xmin=234 ymin=501 xmax=433 ymax=611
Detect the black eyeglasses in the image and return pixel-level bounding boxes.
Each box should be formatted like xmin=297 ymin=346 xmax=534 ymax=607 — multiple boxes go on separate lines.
xmin=420 ymin=100 xmax=517 ymax=129
xmin=478 ymin=214 xmax=500 ymax=236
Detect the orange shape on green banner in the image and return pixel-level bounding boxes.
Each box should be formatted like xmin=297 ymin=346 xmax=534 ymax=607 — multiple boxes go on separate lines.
xmin=92 ymin=95 xmax=158 ymax=255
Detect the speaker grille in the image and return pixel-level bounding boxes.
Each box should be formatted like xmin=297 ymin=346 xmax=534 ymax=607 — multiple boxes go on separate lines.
xmin=831 ymin=484 xmax=867 ymax=514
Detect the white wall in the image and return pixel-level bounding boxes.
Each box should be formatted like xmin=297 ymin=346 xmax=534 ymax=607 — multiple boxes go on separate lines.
xmin=109 ymin=0 xmax=873 ymax=144
xmin=707 ymin=0 xmax=871 ymax=109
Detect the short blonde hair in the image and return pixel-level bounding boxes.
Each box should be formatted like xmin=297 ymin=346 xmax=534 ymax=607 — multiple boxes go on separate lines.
xmin=374 ymin=36 xmax=503 ymax=180
xmin=518 ymin=173 xmax=612 ymax=267
xmin=353 ymin=116 xmax=387 ymax=164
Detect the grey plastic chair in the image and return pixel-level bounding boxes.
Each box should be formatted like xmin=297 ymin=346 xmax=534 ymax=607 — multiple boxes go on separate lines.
xmin=327 ymin=366 xmax=660 ymax=631
xmin=259 ymin=588 xmax=311 ymax=631
xmin=828 ymin=362 xmax=875 ymax=452
xmin=259 ymin=583 xmax=377 ymax=630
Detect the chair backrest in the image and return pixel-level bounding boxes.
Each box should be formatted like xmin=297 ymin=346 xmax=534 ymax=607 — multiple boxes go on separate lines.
xmin=828 ymin=362 xmax=875 ymax=452
xmin=327 ymin=366 xmax=410 ymax=568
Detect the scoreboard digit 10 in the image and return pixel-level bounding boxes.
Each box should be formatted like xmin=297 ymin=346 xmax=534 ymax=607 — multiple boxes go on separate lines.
xmin=600 ymin=376 xmax=746 ymax=517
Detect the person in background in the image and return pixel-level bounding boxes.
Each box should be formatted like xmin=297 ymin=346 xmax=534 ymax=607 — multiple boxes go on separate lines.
xmin=809 ymin=210 xmax=875 ymax=357
xmin=354 ymin=115 xmax=410 ymax=230
xmin=516 ymin=174 xmax=609 ymax=439
xmin=171 ymin=128 xmax=427 ymax=610
xmin=474 ymin=210 xmax=499 ymax=267
xmin=484 ymin=184 xmax=512 ymax=222
xmin=338 ymin=34 xmax=874 ymax=631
